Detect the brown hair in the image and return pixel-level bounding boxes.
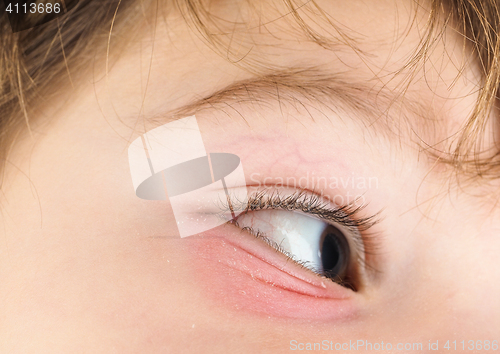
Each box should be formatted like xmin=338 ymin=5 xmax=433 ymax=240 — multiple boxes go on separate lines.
xmin=1 ymin=0 xmax=500 ymax=178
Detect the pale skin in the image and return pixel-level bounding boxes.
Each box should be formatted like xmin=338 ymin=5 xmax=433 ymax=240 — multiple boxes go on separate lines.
xmin=0 ymin=0 xmax=499 ymax=353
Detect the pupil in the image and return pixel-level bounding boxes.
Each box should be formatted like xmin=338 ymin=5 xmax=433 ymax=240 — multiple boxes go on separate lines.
xmin=320 ymin=227 xmax=349 ymax=280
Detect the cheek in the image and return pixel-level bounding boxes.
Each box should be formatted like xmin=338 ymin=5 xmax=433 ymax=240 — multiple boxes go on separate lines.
xmin=60 ymin=238 xmax=205 ymax=349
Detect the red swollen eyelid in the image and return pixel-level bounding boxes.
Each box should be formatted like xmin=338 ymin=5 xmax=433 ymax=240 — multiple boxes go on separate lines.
xmin=185 ymin=225 xmax=359 ymax=321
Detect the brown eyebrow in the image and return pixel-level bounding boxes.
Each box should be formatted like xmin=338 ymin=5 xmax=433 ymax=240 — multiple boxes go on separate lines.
xmin=150 ymin=67 xmax=433 ymax=141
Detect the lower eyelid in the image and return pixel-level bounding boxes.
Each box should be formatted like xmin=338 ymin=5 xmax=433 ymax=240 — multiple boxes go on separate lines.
xmin=183 ymin=225 xmax=359 ymax=320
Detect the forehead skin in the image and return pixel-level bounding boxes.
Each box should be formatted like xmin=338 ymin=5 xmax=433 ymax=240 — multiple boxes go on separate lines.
xmin=0 ymin=0 xmax=499 ymax=352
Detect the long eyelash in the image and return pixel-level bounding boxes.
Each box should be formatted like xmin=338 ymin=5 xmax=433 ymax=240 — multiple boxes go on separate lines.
xmin=222 ymin=189 xmax=382 ymax=275
xmin=243 ymin=190 xmax=377 ymax=232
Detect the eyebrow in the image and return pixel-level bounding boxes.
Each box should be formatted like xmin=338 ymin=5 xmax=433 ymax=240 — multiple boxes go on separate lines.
xmin=153 ymin=67 xmax=430 ymax=139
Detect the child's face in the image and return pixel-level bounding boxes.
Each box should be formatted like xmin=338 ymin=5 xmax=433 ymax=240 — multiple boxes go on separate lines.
xmin=1 ymin=0 xmax=499 ymax=352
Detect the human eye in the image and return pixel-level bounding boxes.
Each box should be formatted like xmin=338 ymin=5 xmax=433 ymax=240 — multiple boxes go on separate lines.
xmin=228 ymin=190 xmax=379 ymax=291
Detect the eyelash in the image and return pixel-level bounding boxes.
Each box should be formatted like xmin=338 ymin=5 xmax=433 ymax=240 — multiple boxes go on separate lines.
xmin=223 ymin=189 xmax=381 ymax=279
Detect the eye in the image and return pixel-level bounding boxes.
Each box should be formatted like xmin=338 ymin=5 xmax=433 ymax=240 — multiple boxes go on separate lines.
xmin=234 ymin=209 xmax=359 ymax=289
